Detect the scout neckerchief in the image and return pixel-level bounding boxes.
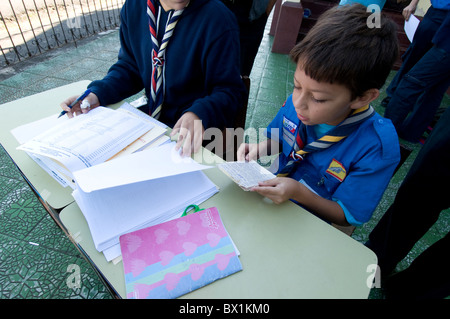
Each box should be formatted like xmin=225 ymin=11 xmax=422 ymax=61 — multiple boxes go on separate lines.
xmin=277 ymin=104 xmax=375 ymax=177
xmin=147 ymin=0 xmax=185 ymax=119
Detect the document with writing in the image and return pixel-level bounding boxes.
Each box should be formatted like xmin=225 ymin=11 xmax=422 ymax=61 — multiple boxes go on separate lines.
xmin=218 ymin=160 xmax=276 ymax=191
xmin=14 ymin=104 xmax=167 ymax=188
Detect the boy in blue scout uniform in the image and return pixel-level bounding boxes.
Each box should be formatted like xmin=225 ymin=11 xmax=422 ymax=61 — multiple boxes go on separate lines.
xmin=237 ymin=4 xmax=400 ymax=227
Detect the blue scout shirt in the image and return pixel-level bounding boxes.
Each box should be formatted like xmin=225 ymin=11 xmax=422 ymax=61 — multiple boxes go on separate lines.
xmin=266 ymin=95 xmax=400 ymax=226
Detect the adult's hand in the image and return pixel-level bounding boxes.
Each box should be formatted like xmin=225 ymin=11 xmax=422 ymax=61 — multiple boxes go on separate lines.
xmin=171 ymin=112 xmax=205 ymax=157
xmin=402 ymin=0 xmax=418 ymax=21
xmin=60 ymin=92 xmax=100 ymax=118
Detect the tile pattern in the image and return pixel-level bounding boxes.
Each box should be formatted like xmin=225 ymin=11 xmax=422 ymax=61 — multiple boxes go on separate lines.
xmin=0 ymin=15 xmax=449 ymax=299
xmin=0 ymin=34 xmax=121 ymax=299
xmin=0 ymin=144 xmax=114 ymax=299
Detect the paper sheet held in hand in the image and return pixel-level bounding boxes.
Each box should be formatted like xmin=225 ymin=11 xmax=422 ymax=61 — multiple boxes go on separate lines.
xmin=218 ymin=161 xmax=276 ymax=191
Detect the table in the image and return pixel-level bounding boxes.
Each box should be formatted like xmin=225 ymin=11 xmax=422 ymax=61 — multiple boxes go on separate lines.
xmin=1 ymin=82 xmax=378 ymax=299
xmin=60 ymin=148 xmax=377 ymax=299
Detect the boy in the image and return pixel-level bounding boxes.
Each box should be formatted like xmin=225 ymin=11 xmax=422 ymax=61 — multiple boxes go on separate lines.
xmin=237 ymin=4 xmax=400 ymax=227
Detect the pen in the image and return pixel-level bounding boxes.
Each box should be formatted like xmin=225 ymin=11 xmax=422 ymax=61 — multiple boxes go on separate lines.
xmin=57 ymin=89 xmax=92 ymax=118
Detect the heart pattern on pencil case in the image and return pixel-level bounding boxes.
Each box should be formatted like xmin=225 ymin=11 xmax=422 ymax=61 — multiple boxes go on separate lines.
xmin=124 ymin=234 xmax=143 ymax=253
xmin=215 ymin=253 xmax=232 ymax=271
xmin=182 ymin=242 xmax=197 ymax=256
xmin=189 ymin=263 xmax=205 ymax=281
xmin=164 ymin=272 xmax=180 ymax=291
xmin=159 ymin=250 xmax=175 ymax=266
xmin=177 ymin=220 xmax=191 ymax=235
xmin=130 ymin=258 xmax=147 ymax=277
xmin=207 ymin=233 xmax=221 ymax=247
xmin=154 ymin=228 xmax=170 ymax=244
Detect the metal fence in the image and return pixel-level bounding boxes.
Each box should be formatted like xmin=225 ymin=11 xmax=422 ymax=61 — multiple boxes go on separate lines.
xmin=0 ymin=0 xmax=125 ymax=68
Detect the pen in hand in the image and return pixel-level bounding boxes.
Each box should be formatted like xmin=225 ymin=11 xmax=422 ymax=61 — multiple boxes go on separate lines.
xmin=58 ymin=89 xmax=92 ymax=118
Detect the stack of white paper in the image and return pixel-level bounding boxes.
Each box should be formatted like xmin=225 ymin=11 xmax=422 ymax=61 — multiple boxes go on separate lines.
xmin=72 ymin=142 xmax=219 ymax=261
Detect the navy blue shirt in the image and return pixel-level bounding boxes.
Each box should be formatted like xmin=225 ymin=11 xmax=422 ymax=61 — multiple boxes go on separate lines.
xmin=88 ymin=0 xmax=245 ymax=129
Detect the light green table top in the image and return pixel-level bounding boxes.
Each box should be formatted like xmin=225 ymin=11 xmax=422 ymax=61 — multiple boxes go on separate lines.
xmin=60 ymin=151 xmax=377 ymax=299
xmin=1 ymin=81 xmax=377 ymax=299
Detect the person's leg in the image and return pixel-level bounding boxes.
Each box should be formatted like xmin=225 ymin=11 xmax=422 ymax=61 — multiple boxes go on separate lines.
xmin=239 ymin=12 xmax=268 ymax=76
xmin=367 ymin=106 xmax=450 ymax=277
xmin=384 ymin=6 xmax=444 ymax=100
xmin=384 ymin=45 xmax=450 ymax=140
xmin=383 ymin=231 xmax=450 ymax=299
xmin=398 ymin=72 xmax=450 ymax=141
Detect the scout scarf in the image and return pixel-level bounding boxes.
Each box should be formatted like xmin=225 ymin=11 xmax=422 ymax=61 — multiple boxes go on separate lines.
xmin=277 ymin=104 xmax=375 ymax=176
xmin=147 ymin=0 xmax=185 ymax=119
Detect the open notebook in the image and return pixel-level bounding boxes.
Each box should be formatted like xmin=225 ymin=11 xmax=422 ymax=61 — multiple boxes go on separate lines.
xmin=13 ymin=103 xmax=168 ymax=189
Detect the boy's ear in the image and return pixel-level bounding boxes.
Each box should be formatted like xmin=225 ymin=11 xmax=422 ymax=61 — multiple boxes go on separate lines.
xmin=350 ymin=89 xmax=380 ymax=109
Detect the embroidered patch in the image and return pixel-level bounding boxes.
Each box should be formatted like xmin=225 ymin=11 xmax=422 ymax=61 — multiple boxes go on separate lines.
xmin=326 ymin=159 xmax=347 ymax=182
xmin=282 ymin=116 xmax=297 ymax=134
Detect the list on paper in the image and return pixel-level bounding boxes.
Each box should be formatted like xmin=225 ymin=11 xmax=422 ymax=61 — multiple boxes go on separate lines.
xmin=17 ymin=107 xmax=153 ymax=174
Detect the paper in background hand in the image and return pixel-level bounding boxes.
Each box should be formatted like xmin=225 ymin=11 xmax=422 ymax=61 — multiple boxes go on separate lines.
xmin=404 ymin=14 xmax=420 ymax=42
xmin=119 ymin=207 xmax=242 ymax=299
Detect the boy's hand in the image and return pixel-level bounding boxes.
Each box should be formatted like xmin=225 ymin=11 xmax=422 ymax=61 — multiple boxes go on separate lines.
xmin=251 ymin=177 xmax=301 ymax=204
xmin=237 ymin=139 xmax=274 ymax=162
xmin=60 ymin=93 xmax=100 ymax=118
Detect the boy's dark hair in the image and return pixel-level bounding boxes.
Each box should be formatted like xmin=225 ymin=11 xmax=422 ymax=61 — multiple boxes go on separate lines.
xmin=290 ymin=4 xmax=398 ymax=99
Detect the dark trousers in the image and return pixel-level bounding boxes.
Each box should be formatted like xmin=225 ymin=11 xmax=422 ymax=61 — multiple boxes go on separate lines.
xmin=367 ymin=106 xmax=450 ymax=299
xmin=238 ymin=12 xmax=268 ymax=76
xmin=384 ymin=45 xmax=450 ymax=142
xmin=220 ymin=0 xmax=268 ymax=76
xmin=386 ymin=6 xmax=447 ymax=97
xmin=384 ymin=6 xmax=450 ymax=142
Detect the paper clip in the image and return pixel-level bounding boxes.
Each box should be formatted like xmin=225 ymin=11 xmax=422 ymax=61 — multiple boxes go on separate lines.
xmin=181 ymin=204 xmax=204 ymax=217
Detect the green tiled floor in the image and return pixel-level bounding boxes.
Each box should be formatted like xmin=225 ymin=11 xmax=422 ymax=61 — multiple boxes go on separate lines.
xmin=0 ymin=33 xmax=121 ymax=299
xmin=0 ymin=143 xmax=114 ymax=298
xmin=0 ymin=16 xmax=449 ymax=299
